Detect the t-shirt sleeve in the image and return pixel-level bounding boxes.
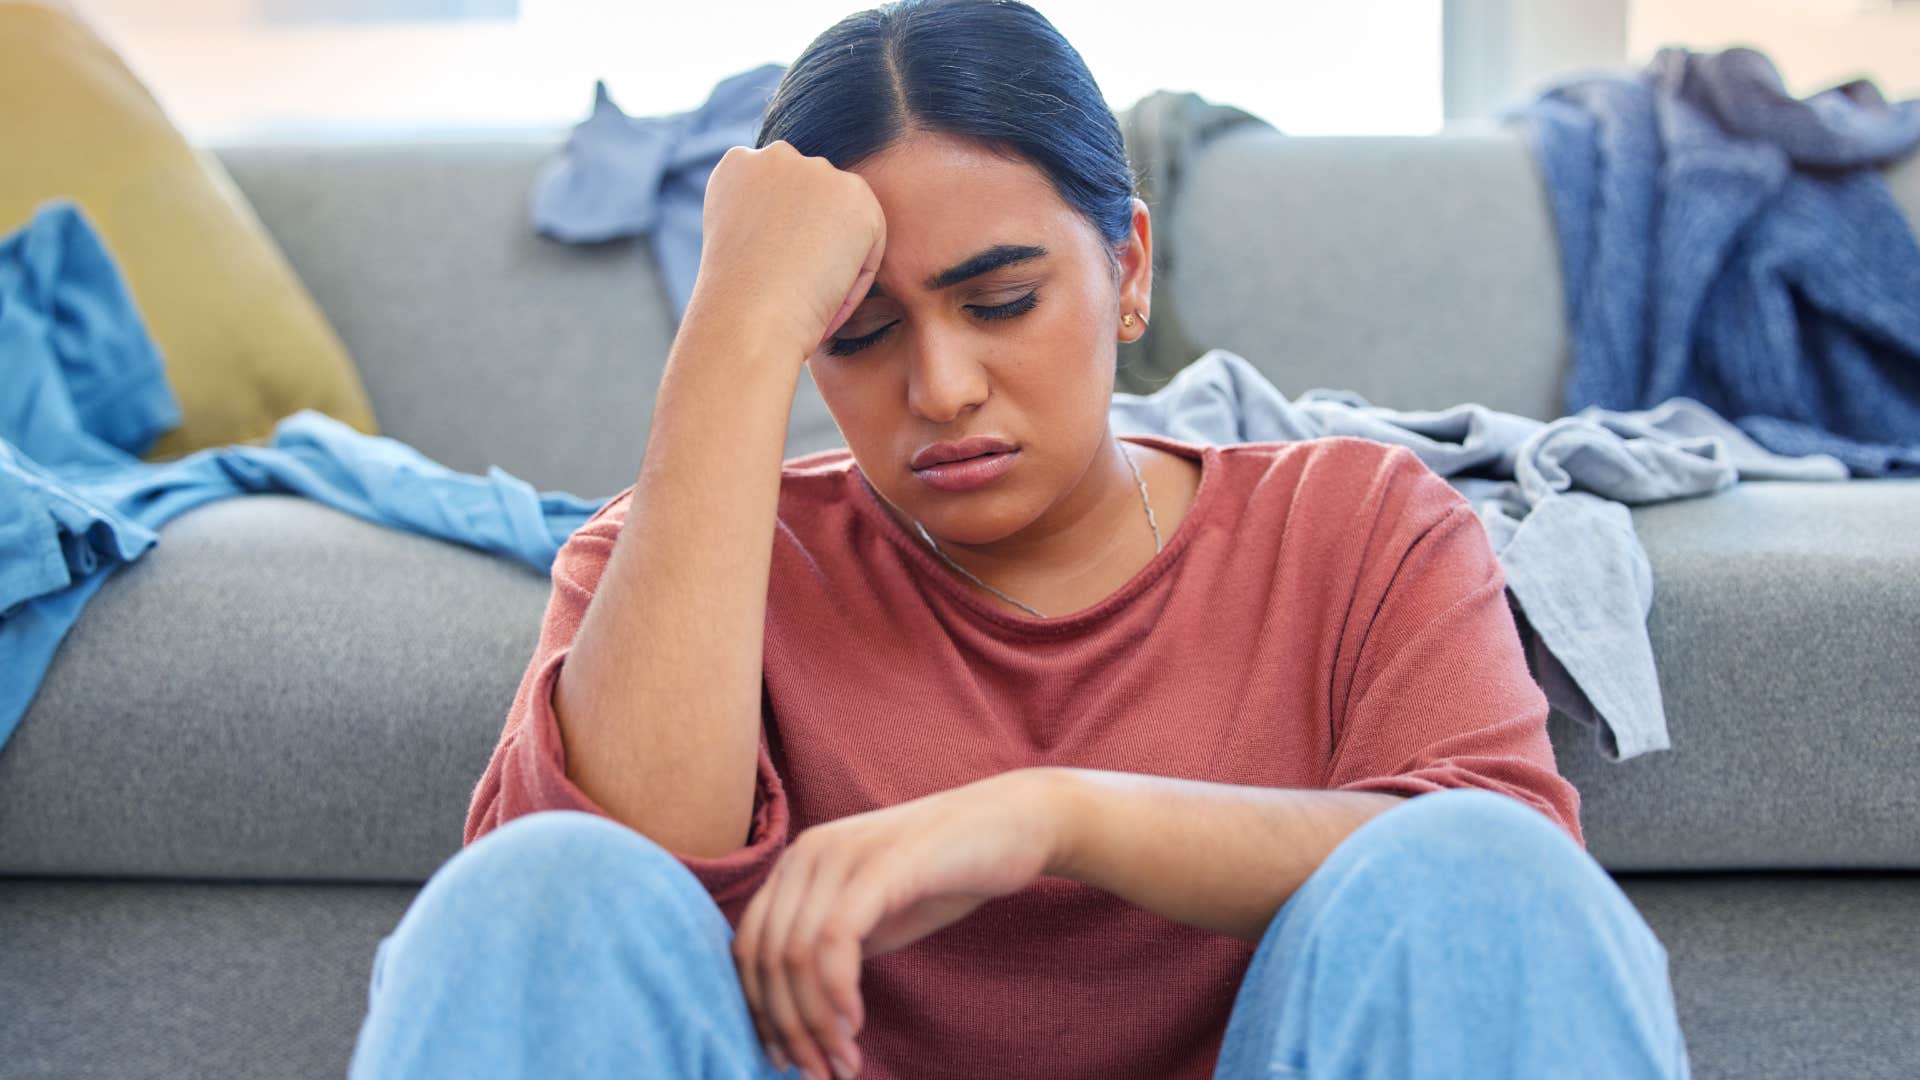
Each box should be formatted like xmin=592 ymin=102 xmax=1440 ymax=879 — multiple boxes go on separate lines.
xmin=463 ymin=487 xmax=790 ymax=922
xmin=1324 ymin=448 xmax=1585 ymax=849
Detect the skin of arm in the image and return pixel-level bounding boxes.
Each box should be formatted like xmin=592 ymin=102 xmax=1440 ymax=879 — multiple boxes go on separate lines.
xmin=553 ymin=311 xmax=805 ymax=858
xmin=552 ymin=141 xmax=881 ymax=862
xmin=1027 ymin=766 xmax=1410 ymax=941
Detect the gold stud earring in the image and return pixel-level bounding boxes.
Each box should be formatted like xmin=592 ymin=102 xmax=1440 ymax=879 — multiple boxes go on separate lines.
xmin=1122 ymin=313 xmax=1135 ymax=329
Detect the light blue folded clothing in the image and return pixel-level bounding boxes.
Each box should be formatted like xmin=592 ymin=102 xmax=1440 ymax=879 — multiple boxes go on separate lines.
xmin=528 ymin=64 xmax=786 ymax=321
xmin=1111 ymin=349 xmax=1850 ymax=763
xmin=0 ymin=201 xmax=608 ymax=751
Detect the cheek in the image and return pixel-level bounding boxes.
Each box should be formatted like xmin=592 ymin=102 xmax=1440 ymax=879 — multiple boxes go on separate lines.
xmin=1012 ymin=300 xmax=1115 ymax=399
xmin=810 ymin=363 xmax=900 ymax=456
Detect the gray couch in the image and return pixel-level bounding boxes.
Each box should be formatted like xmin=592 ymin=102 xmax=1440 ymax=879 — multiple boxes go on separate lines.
xmin=3 ymin=125 xmax=1917 ymax=1079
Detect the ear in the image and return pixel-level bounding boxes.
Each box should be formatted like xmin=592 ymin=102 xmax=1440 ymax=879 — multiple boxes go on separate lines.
xmin=1116 ymin=196 xmax=1152 ymax=342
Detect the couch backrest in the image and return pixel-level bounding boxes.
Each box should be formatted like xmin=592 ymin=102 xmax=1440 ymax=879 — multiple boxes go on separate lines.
xmin=1164 ymin=127 xmax=1920 ymax=423
xmin=1168 ymin=130 xmax=1571 ymax=421
xmin=214 ymin=138 xmax=698 ymax=498
xmin=211 ymin=128 xmax=1920 ymax=498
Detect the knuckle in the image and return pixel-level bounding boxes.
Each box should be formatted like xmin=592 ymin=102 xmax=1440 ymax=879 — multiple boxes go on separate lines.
xmin=772 ymin=1015 xmax=808 ymax=1045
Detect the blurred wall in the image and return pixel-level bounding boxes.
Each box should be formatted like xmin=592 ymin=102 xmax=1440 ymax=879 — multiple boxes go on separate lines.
xmin=1443 ymin=0 xmax=1920 ymax=123
xmin=1629 ymin=0 xmax=1920 ymax=97
xmin=1443 ymin=0 xmax=1628 ymax=119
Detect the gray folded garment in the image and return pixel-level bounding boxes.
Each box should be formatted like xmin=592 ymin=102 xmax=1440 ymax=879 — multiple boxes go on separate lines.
xmin=1109 ymin=348 xmax=1849 ymax=762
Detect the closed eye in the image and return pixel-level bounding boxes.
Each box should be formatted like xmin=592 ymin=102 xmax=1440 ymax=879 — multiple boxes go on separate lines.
xmin=825 ymin=291 xmax=1041 ymax=357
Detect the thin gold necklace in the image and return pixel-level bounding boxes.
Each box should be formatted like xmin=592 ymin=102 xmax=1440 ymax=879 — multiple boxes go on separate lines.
xmin=912 ymin=439 xmax=1161 ymax=619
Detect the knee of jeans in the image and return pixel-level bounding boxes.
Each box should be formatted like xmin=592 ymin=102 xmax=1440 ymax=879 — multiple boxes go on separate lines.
xmin=1360 ymin=789 xmax=1672 ymax=964
xmin=1340 ymin=787 xmax=1597 ymax=896
xmin=439 ymin=810 xmax=707 ymax=924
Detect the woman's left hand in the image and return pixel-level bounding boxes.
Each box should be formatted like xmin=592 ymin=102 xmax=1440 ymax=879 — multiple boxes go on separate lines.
xmin=733 ymin=767 xmax=1066 ymax=1080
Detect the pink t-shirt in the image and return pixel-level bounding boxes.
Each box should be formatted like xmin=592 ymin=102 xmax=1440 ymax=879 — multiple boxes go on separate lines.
xmin=466 ymin=433 xmax=1584 ymax=1080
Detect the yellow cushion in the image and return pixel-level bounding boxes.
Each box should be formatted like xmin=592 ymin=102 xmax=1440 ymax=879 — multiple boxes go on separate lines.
xmin=0 ymin=1 xmax=379 ymax=461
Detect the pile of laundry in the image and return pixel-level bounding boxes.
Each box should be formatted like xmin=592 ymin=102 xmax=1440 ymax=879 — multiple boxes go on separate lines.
xmin=1512 ymin=45 xmax=1920 ymax=476
xmin=0 ymin=201 xmax=605 ymax=750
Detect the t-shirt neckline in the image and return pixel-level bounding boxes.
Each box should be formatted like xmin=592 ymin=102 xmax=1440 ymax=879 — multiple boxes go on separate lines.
xmin=847 ymin=434 xmax=1223 ymax=636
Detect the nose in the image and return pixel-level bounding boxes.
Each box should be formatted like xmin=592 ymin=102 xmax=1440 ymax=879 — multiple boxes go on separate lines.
xmin=904 ymin=326 xmax=990 ymax=424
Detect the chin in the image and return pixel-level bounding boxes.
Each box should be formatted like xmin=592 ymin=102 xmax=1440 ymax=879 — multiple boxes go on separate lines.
xmin=912 ymin=491 xmax=1045 ymax=546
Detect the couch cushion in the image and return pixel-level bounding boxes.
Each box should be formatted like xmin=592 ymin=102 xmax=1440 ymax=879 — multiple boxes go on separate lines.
xmin=1550 ymin=477 xmax=1920 ymax=871
xmin=0 ymin=495 xmax=545 ymax=879
xmin=2 ymin=479 xmax=1915 ymax=878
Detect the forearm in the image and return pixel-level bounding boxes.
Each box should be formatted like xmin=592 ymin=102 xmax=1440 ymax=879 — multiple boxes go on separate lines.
xmin=556 ymin=313 xmax=805 ymax=858
xmin=1034 ymin=767 xmax=1408 ymax=941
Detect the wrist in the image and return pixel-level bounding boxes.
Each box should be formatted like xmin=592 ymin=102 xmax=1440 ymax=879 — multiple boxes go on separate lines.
xmin=673 ymin=313 xmax=811 ymax=376
xmin=1010 ymin=766 xmax=1086 ymax=880
xmin=678 ymin=285 xmax=820 ymax=371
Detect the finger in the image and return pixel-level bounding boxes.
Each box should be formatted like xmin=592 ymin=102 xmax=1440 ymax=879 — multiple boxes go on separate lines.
xmin=733 ymin=867 xmax=788 ymax=1072
xmin=819 ymin=863 xmax=884 ymax=1037
xmin=763 ymin=855 xmax=836 ymax=1080
xmin=817 ymin=267 xmax=873 ymax=349
xmin=817 ymin=218 xmax=885 ymax=349
xmin=789 ymin=853 xmax=865 ymax=1077
xmin=733 ymin=870 xmax=772 ymax=1042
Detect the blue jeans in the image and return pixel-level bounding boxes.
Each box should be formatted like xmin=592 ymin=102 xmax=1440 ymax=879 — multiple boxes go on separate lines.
xmin=350 ymin=787 xmax=1690 ymax=1078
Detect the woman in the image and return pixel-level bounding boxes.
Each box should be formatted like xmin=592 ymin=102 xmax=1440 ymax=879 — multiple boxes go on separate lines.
xmin=351 ymin=2 xmax=1690 ymax=1078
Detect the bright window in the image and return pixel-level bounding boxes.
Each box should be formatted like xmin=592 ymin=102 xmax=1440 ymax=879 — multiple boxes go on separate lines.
xmin=73 ymin=0 xmax=1444 ymax=142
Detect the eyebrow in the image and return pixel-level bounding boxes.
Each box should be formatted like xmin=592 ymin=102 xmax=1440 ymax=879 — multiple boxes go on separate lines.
xmin=866 ymin=243 xmax=1049 ymax=299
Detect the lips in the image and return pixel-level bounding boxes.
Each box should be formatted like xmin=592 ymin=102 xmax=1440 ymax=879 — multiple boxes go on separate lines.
xmin=910 ymin=436 xmax=1018 ymax=470
xmin=911 ymin=447 xmax=1020 ymax=493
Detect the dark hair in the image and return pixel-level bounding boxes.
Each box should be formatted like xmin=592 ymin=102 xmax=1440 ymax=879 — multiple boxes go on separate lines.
xmin=756 ymin=0 xmax=1137 ymax=274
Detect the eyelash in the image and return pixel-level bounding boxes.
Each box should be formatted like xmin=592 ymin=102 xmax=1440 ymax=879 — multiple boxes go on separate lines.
xmin=825 ymin=291 xmax=1041 ymax=357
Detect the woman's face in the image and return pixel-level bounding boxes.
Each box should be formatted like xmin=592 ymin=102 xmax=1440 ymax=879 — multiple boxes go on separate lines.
xmin=806 ymin=130 xmax=1152 ymax=550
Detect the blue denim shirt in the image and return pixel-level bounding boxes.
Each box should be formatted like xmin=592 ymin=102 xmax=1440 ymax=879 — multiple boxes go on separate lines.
xmin=0 ymin=201 xmax=607 ymax=750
